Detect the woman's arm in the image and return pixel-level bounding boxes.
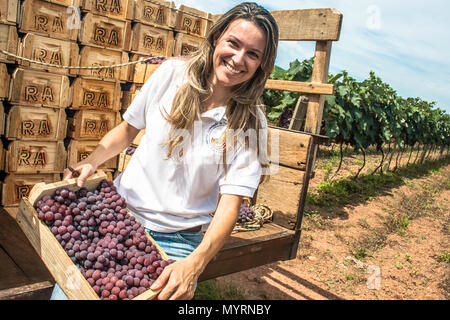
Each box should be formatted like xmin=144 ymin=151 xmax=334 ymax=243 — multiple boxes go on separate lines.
xmin=64 ymin=121 xmax=140 ymax=186
xmin=150 ymin=193 xmax=242 ymax=300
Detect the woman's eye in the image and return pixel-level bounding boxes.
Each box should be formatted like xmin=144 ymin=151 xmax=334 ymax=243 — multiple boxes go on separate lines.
xmin=228 ymin=40 xmax=238 ymax=47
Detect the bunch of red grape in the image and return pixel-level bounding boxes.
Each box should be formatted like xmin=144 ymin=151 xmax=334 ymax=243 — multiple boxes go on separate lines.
xmin=34 ymin=179 xmax=174 ymax=300
xmin=238 ymin=204 xmax=256 ymax=223
xmin=145 ymin=57 xmax=166 ymax=64
xmin=125 ymin=146 xmax=136 ymax=156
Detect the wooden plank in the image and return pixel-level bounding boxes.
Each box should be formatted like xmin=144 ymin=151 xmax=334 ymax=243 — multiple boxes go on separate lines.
xmin=0 ymin=100 xmax=5 ymax=135
xmin=78 ymin=46 xmax=129 ymax=81
xmin=18 ymin=0 xmax=78 ymax=41
xmin=121 ymin=83 xmax=142 ymax=111
xmin=255 ymin=165 xmax=305 ymax=229
xmin=270 ymin=9 xmax=342 ymax=41
xmin=132 ymin=129 xmax=145 ymax=145
xmin=5 ymin=140 xmax=67 ymax=174
xmin=5 ymin=105 xmax=67 ymax=141
xmin=67 ymin=139 xmax=118 ymax=169
xmin=71 ymin=77 xmax=122 ymax=111
xmin=128 ymin=54 xmax=160 ymax=83
xmin=0 ymin=207 xmax=54 ymax=290
xmin=130 ymin=23 xmax=174 ymax=57
xmin=199 ymin=223 xmax=295 ymax=281
xmin=67 ymin=110 xmax=121 ymax=140
xmin=0 ymin=23 xmax=18 ymax=64
xmin=1 ymin=173 xmax=61 ymax=206
xmin=0 ymin=63 xmax=10 ymax=99
xmin=0 ymin=0 xmax=19 ymax=25
xmin=289 ymin=95 xmax=309 ymax=131
xmin=173 ymin=32 xmax=204 ymax=57
xmin=80 ymin=0 xmax=134 ymax=20
xmin=0 ymin=246 xmax=29 ymax=290
xmin=0 ymin=280 xmax=54 ymax=300
xmin=175 ymin=5 xmax=210 ymax=38
xmin=78 ymin=13 xmax=132 ymax=51
xmin=9 ymin=68 xmax=72 ymax=108
xmin=268 ymin=127 xmax=311 ymax=169
xmin=264 ymin=79 xmax=333 ymax=95
xmin=18 ymin=33 xmax=79 ymax=76
xmin=133 ymin=0 xmax=176 ymax=28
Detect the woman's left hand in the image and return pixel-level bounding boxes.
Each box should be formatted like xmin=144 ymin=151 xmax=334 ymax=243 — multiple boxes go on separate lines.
xmin=150 ymin=256 xmax=200 ymax=300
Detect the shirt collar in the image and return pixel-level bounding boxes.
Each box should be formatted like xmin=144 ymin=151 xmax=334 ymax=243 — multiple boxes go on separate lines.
xmin=200 ymin=106 xmax=227 ymax=122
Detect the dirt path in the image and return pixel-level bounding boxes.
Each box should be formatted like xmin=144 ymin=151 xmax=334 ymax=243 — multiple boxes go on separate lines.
xmin=215 ymin=149 xmax=450 ymax=300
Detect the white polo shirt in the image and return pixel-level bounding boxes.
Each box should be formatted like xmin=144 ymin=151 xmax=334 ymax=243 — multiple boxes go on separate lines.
xmin=114 ymin=59 xmax=267 ymax=233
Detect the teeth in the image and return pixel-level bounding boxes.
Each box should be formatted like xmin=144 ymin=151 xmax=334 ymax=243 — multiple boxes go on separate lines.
xmin=224 ymin=61 xmax=241 ymax=74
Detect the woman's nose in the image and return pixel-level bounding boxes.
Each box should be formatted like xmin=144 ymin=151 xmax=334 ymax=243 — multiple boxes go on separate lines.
xmin=232 ymin=50 xmax=246 ymax=65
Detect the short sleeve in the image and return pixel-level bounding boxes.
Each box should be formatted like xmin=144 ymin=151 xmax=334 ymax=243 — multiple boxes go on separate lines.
xmin=219 ymin=108 xmax=268 ymax=197
xmin=123 ymin=59 xmax=181 ymax=130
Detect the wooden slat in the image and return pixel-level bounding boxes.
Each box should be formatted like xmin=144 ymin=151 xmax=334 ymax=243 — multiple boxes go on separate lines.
xmin=268 ymin=127 xmax=311 ymax=169
xmin=0 ymin=101 xmax=5 ymax=136
xmin=264 ymin=79 xmax=333 ymax=95
xmin=270 ymin=8 xmax=342 ymax=41
xmin=0 ymin=24 xmax=18 ymax=64
xmin=212 ymin=8 xmax=342 ymax=42
xmin=0 ymin=207 xmax=53 ymax=291
xmin=0 ymin=63 xmax=10 ymax=99
xmin=199 ymin=223 xmax=295 ymax=281
xmin=0 ymin=0 xmax=19 ymax=25
xmin=0 ymin=280 xmax=54 ymax=300
xmin=128 ymin=54 xmax=160 ymax=83
xmin=78 ymin=46 xmax=129 ymax=81
xmin=256 ymin=165 xmax=305 ymax=229
xmin=67 ymin=139 xmax=118 ymax=169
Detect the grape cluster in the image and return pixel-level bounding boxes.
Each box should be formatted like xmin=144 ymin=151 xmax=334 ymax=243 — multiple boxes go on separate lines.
xmin=35 ymin=179 xmax=174 ymax=300
xmin=238 ymin=204 xmax=255 ymax=223
xmin=125 ymin=146 xmax=136 ymax=156
xmin=145 ymin=57 xmax=166 ymax=65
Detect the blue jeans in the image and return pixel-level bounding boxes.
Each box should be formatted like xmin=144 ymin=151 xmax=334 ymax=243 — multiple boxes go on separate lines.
xmin=50 ymin=229 xmax=203 ymax=300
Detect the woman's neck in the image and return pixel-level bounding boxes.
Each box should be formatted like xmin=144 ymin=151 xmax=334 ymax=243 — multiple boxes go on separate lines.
xmin=201 ymin=79 xmax=231 ymax=112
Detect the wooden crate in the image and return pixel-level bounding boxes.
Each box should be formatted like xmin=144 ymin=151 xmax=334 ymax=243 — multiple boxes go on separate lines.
xmin=78 ymin=13 xmax=132 ymax=51
xmin=1 ymin=173 xmax=61 ymax=206
xmin=18 ymin=33 xmax=79 ymax=76
xmin=8 ymin=68 xmax=72 ymax=108
xmin=5 ymin=140 xmax=67 ymax=174
xmin=67 ymin=110 xmax=121 ymax=140
xmin=133 ymin=0 xmax=176 ymax=29
xmin=40 ymin=0 xmax=80 ymax=5
xmin=132 ymin=129 xmax=145 ymax=145
xmin=173 ymin=32 xmax=204 ymax=57
xmin=5 ymin=105 xmax=67 ymax=141
xmin=117 ymin=150 xmax=132 ymax=173
xmin=0 ymin=23 xmax=18 ymax=64
xmin=80 ymin=0 xmax=134 ymax=20
xmin=18 ymin=0 xmax=78 ymax=41
xmin=71 ymin=77 xmax=121 ymax=111
xmin=67 ymin=139 xmax=117 ymax=169
xmin=0 ymin=0 xmax=20 ymax=25
xmin=121 ymin=83 xmax=142 ymax=111
xmin=0 ymin=63 xmax=10 ymax=99
xmin=130 ymin=23 xmax=174 ymax=57
xmin=15 ymin=171 xmax=169 ymax=300
xmin=78 ymin=46 xmax=129 ymax=81
xmin=174 ymin=5 xmax=211 ymax=38
xmin=0 ymin=101 xmax=5 ymax=135
xmin=127 ymin=53 xmax=160 ymax=83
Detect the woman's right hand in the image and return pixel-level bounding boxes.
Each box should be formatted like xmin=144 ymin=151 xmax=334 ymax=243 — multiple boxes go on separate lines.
xmin=63 ymin=162 xmax=97 ymax=187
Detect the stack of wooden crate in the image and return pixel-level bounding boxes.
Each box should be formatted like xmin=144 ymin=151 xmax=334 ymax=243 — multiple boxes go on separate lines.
xmin=66 ymin=0 xmax=132 ymax=178
xmin=1 ymin=0 xmax=74 ymax=207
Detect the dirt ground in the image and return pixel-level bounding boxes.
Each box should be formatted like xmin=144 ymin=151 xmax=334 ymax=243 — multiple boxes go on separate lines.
xmin=215 ymin=147 xmax=450 ymax=300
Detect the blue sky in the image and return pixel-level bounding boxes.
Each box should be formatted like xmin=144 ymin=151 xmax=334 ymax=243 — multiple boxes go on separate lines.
xmin=174 ymin=0 xmax=450 ymax=115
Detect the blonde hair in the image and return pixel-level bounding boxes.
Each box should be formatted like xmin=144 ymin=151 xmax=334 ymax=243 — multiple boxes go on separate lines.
xmin=164 ymin=2 xmax=278 ymax=181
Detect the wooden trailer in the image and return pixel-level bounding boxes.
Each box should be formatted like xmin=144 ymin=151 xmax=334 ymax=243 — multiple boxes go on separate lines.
xmin=0 ymin=7 xmax=342 ymax=299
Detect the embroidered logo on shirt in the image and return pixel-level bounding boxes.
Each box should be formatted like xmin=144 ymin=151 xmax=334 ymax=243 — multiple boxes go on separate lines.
xmin=205 ymin=121 xmax=227 ymax=154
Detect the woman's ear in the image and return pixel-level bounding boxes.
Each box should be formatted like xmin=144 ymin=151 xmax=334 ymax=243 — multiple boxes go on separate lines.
xmin=212 ymin=31 xmax=221 ymax=47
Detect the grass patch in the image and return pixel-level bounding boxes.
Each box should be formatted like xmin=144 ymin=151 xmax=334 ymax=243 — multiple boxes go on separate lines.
xmin=194 ymin=279 xmax=246 ymax=300
xmin=437 ymin=251 xmax=450 ymax=263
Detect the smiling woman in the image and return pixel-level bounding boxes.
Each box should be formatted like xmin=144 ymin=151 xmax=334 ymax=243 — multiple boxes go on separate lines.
xmin=57 ymin=2 xmax=280 ymax=301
